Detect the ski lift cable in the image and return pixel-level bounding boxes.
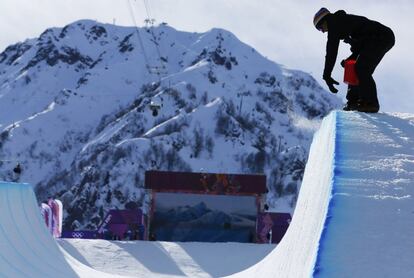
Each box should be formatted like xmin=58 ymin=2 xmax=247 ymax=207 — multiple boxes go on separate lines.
xmin=127 ymin=0 xmax=151 ymax=73
xmin=143 ymin=0 xmax=153 ymax=21
xmin=141 ymin=0 xmax=167 ymax=73
xmin=128 ymin=0 xmax=166 ymax=80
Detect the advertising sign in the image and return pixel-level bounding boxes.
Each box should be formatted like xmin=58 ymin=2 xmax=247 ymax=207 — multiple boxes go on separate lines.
xmin=145 ymin=170 xmax=266 ymax=195
xmin=151 ymin=192 xmax=257 ymax=243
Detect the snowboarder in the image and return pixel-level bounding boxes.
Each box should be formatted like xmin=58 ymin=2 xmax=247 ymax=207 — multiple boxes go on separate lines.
xmin=313 ymin=8 xmax=395 ymax=113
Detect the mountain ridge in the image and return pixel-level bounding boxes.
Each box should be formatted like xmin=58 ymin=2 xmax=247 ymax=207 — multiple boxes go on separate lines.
xmin=0 ymin=19 xmax=342 ymax=229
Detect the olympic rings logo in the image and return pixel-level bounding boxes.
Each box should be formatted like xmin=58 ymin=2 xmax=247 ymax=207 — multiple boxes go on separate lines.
xmin=72 ymin=232 xmax=84 ymax=238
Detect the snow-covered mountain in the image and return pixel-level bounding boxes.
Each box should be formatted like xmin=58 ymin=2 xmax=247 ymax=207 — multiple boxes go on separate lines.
xmin=0 ymin=20 xmax=342 ymax=229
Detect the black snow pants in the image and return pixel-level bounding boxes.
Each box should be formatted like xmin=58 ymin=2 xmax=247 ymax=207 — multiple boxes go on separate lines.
xmin=346 ymin=85 xmax=359 ymax=105
xmin=354 ymin=26 xmax=395 ymax=105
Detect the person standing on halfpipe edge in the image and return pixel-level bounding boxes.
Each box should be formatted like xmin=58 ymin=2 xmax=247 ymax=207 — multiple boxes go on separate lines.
xmin=314 ymin=7 xmax=395 ymax=113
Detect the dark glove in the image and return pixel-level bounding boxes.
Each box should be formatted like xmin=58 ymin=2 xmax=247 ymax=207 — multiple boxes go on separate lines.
xmin=340 ymin=59 xmax=346 ymax=68
xmin=323 ymin=76 xmax=339 ymax=93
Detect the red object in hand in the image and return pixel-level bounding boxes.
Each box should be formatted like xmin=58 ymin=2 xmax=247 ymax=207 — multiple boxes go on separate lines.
xmin=344 ymin=59 xmax=359 ymax=86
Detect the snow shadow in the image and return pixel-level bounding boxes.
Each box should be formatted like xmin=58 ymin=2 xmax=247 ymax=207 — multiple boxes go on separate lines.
xmin=110 ymin=241 xmax=187 ymax=276
xmin=58 ymin=239 xmax=93 ymax=267
xmin=109 ymin=241 xmax=275 ymax=277
xmin=176 ymin=242 xmax=276 ymax=277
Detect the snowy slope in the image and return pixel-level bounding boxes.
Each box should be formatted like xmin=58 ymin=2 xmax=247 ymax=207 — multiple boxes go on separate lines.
xmin=1 ymin=111 xmax=413 ymax=277
xmin=59 ymin=239 xmax=274 ymax=277
xmin=0 ymin=181 xmax=273 ymax=278
xmin=0 ymin=20 xmax=342 ymax=229
xmin=0 ymin=182 xmax=126 ymax=278
xmin=313 ymin=112 xmax=414 ymax=277
xmin=227 ymin=110 xmax=337 ymax=278
xmin=228 ymin=111 xmax=414 ymax=278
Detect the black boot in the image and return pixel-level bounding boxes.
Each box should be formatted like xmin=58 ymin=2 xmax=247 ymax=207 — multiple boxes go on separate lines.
xmin=343 ymin=102 xmax=359 ymax=111
xmin=345 ymin=85 xmax=360 ymax=111
xmin=357 ymin=101 xmax=379 ymax=113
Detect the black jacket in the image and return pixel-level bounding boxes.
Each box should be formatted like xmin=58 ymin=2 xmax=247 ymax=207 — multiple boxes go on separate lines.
xmin=323 ymin=10 xmax=393 ymax=78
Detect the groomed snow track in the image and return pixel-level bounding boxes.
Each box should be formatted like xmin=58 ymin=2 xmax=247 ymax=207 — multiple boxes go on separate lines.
xmin=1 ymin=111 xmax=414 ymax=277
xmin=0 ymin=182 xmax=127 ymax=278
xmin=230 ymin=111 xmax=414 ymax=278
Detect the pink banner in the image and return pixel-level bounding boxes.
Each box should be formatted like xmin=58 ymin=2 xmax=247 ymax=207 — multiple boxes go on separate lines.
xmin=40 ymin=203 xmax=52 ymax=234
xmin=46 ymin=199 xmax=63 ymax=238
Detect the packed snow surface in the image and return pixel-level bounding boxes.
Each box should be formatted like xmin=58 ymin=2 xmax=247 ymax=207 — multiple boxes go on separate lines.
xmin=0 ymin=182 xmax=119 ymax=277
xmin=313 ymin=112 xmax=414 ymax=277
xmin=1 ymin=111 xmax=414 ymax=277
xmin=59 ymin=239 xmax=274 ymax=277
xmin=228 ymin=109 xmax=337 ymax=278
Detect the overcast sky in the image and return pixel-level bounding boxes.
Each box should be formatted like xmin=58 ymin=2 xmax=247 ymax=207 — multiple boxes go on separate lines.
xmin=1 ymin=0 xmax=413 ymax=113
